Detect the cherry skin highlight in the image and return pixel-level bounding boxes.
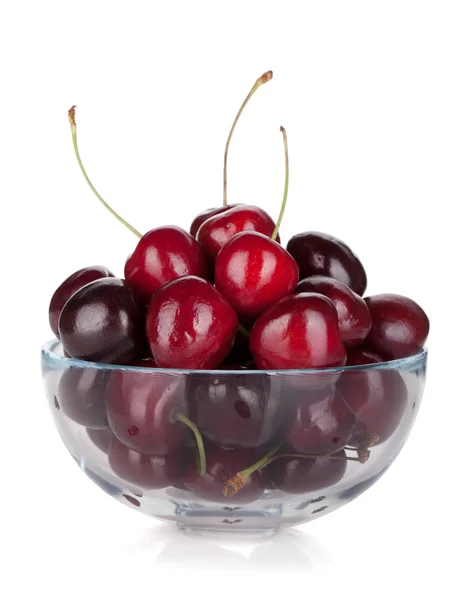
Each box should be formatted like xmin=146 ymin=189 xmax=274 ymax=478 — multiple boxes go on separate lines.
xmin=214 ymin=231 xmax=299 ymax=321
xmin=197 ymin=205 xmax=279 ymax=261
xmin=184 ymin=446 xmax=267 ymax=504
xmin=295 ymin=275 xmax=371 ymax=348
xmin=269 ymin=449 xmax=348 ymax=494
xmin=189 ymin=205 xmax=240 ymax=238
xmin=108 ymin=436 xmax=182 ymax=490
xmin=338 ymin=347 xmax=408 ymax=446
xmin=49 ymin=266 xmax=115 ymax=338
xmin=286 ymin=232 xmax=367 ymax=295
xmin=124 ymin=226 xmax=209 ymax=302
xmin=146 ymin=276 xmax=239 ymax=369
xmin=363 ymin=293 xmax=430 ymax=359
xmin=250 ymin=292 xmax=347 ymax=370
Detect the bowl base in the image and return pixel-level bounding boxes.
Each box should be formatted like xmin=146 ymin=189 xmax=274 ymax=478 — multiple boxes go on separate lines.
xmin=177 ymin=523 xmax=279 ymax=539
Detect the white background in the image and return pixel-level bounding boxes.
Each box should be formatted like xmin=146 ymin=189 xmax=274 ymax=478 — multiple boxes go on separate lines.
xmin=1 ymin=0 xmax=475 ymax=596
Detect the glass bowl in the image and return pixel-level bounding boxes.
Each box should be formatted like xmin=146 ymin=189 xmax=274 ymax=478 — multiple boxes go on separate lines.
xmin=41 ymin=340 xmax=427 ymax=534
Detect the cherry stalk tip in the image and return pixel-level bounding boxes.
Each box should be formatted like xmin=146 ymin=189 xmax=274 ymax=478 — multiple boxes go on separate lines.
xmin=68 ymin=105 xmax=77 ymax=126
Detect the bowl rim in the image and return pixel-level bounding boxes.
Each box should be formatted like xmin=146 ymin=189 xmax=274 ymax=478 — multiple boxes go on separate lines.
xmin=41 ymin=340 xmax=428 ymax=375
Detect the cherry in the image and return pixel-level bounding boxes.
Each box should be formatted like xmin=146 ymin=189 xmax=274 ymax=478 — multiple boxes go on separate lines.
xmin=186 ymin=372 xmax=289 ymax=448
xmin=269 ymin=449 xmax=348 ymax=494
xmin=338 ymin=347 xmax=408 ymax=446
xmin=221 ymin=324 xmax=253 ymax=366
xmin=363 ymin=293 xmax=430 ymax=359
xmin=87 ymin=428 xmax=114 ymax=453
xmin=250 ymin=292 xmax=347 ymax=370
xmin=58 ymin=278 xmax=144 ymax=364
xmin=286 ymin=387 xmax=356 ymax=455
xmin=49 ymin=266 xmax=114 ymax=338
xmin=146 ymin=275 xmax=238 ymax=369
xmin=197 ymin=205 xmax=278 ymax=261
xmin=124 ymin=226 xmax=209 ymax=302
xmin=57 ymin=367 xmax=109 ymax=429
xmin=108 ymin=436 xmax=182 ymax=490
xmin=184 ymin=446 xmax=268 ymax=504
xmin=295 ymin=275 xmax=371 ymax=348
xmin=286 ymin=232 xmax=367 ymax=296
xmin=190 ymin=205 xmax=239 ymax=238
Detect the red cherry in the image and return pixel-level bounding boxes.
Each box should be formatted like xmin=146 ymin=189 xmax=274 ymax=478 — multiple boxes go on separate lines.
xmin=285 ymin=387 xmax=356 ymax=455
xmin=295 ymin=275 xmax=372 ymax=348
xmin=197 ymin=205 xmax=279 ymax=261
xmin=57 ymin=367 xmax=109 ymax=429
xmin=124 ymin=226 xmax=209 ymax=302
xmin=184 ymin=446 xmax=267 ymax=504
xmin=108 ymin=436 xmax=181 ymax=490
xmin=215 ymin=232 xmax=299 ymax=320
xmin=250 ymin=293 xmax=347 ymax=370
xmin=189 ymin=205 xmax=240 ymax=238
xmin=338 ymin=347 xmax=408 ymax=446
xmin=363 ymin=293 xmax=430 ymax=359
xmin=286 ymin=232 xmax=367 ymax=296
xmin=49 ymin=266 xmax=114 ymax=338
xmin=146 ymin=276 xmax=238 ymax=369
xmin=87 ymin=428 xmax=114 ymax=453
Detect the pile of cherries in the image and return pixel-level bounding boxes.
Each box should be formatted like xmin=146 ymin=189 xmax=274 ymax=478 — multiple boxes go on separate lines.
xmin=49 ymin=72 xmax=430 ymax=504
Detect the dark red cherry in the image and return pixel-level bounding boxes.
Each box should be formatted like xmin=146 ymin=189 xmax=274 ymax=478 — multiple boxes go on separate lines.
xmin=108 ymin=436 xmax=181 ymax=489
xmin=250 ymin=293 xmax=346 ymax=370
xmin=87 ymin=428 xmax=114 ymax=453
xmin=105 ymin=369 xmax=184 ymax=455
xmin=338 ymin=347 xmax=408 ymax=446
xmin=215 ymin=232 xmax=299 ymax=320
xmin=186 ymin=372 xmax=288 ymax=448
xmin=295 ymin=275 xmax=371 ymax=348
xmin=184 ymin=446 xmax=267 ymax=504
xmin=57 ymin=367 xmax=109 ymax=429
xmin=286 ymin=388 xmax=355 ymax=454
xmin=49 ymin=266 xmax=114 ymax=337
xmin=189 ymin=205 xmax=240 ymax=238
xmin=58 ymin=278 xmax=144 ymax=364
xmin=286 ymin=232 xmax=367 ymax=296
xmin=146 ymin=276 xmax=239 ymax=369
xmin=269 ymin=449 xmax=347 ymax=494
xmin=363 ymin=294 xmax=430 ymax=359
xmin=124 ymin=226 xmax=209 ymax=302
xmin=197 ymin=205 xmax=279 ymax=261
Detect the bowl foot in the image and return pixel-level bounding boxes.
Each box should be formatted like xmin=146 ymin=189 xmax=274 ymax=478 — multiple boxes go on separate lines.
xmin=177 ymin=522 xmax=279 ymax=539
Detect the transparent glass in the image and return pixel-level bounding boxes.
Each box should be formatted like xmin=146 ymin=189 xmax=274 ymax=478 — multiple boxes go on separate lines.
xmin=41 ymin=340 xmax=427 ymax=534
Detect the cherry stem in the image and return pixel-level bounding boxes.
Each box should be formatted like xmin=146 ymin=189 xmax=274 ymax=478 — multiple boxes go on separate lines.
xmin=223 ymin=443 xmax=281 ymax=497
xmin=261 ymin=451 xmax=367 ymax=469
xmin=172 ymin=412 xmax=207 ymax=476
xmin=68 ymin=106 xmax=142 ymax=239
xmin=271 ymin=126 xmax=289 ymax=241
xmin=223 ymin=70 xmax=273 ymax=207
xmin=238 ymin=324 xmax=250 ymax=338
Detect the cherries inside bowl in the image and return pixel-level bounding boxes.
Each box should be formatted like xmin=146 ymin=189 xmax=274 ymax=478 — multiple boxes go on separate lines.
xmin=41 ymin=70 xmax=430 ymax=534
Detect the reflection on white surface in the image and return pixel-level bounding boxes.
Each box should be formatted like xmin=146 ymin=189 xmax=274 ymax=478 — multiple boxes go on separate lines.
xmin=126 ymin=524 xmax=333 ymax=570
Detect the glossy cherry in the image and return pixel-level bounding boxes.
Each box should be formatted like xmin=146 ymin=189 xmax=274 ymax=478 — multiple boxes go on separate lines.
xmin=286 ymin=232 xmax=367 ymax=296
xmin=215 ymin=232 xmax=298 ymax=320
xmin=269 ymin=449 xmax=348 ymax=494
xmin=87 ymin=428 xmax=114 ymax=453
xmin=57 ymin=367 xmax=109 ymax=429
xmin=295 ymin=275 xmax=372 ymax=348
xmin=186 ymin=372 xmax=288 ymax=448
xmin=184 ymin=446 xmax=268 ymax=504
xmin=49 ymin=266 xmax=114 ymax=338
xmin=108 ymin=436 xmax=182 ymax=490
xmin=124 ymin=226 xmax=209 ymax=302
xmin=58 ymin=278 xmax=144 ymax=364
xmin=338 ymin=347 xmax=408 ymax=446
xmin=146 ymin=276 xmax=238 ymax=369
xmin=197 ymin=205 xmax=279 ymax=261
xmin=105 ymin=369 xmax=185 ymax=455
xmin=190 ymin=205 xmax=239 ymax=238
xmin=250 ymin=292 xmax=347 ymax=370
xmin=363 ymin=293 xmax=430 ymax=359
xmin=286 ymin=387 xmax=356 ymax=455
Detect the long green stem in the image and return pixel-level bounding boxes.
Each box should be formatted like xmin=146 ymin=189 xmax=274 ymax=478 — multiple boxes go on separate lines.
xmin=261 ymin=451 xmax=364 ymax=470
xmin=271 ymin=126 xmax=289 ymax=241
xmin=173 ymin=412 xmax=207 ymax=476
xmin=68 ymin=106 xmax=142 ymax=238
xmin=223 ymin=71 xmax=273 ymax=206
xmin=223 ymin=443 xmax=281 ymax=497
